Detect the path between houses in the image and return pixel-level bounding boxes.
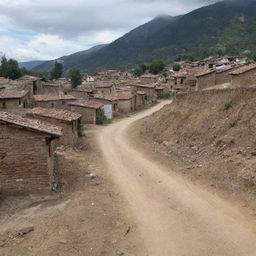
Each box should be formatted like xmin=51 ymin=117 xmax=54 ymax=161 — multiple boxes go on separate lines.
xmin=97 ymin=100 xmax=256 ymax=256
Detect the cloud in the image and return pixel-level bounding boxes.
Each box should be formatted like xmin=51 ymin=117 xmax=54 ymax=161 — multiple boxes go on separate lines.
xmin=0 ymin=0 xmax=221 ymax=61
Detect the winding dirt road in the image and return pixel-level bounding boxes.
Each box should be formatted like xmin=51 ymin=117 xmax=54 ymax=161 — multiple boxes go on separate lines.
xmin=97 ymin=101 xmax=256 ymax=256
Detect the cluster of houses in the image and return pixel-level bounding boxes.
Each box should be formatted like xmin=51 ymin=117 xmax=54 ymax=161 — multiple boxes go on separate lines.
xmin=0 ymin=72 xmax=169 ymax=194
xmin=1 ymin=55 xmax=256 ymax=195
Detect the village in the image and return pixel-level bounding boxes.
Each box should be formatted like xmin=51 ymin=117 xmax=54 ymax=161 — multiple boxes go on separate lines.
xmin=0 ymin=55 xmax=256 ymax=194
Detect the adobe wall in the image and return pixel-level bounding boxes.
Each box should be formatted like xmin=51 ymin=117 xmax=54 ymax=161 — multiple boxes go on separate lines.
xmin=70 ymin=106 xmax=97 ymax=124
xmin=118 ymin=99 xmax=134 ymax=113
xmin=27 ymin=115 xmax=78 ymax=146
xmin=215 ymin=70 xmax=232 ymax=85
xmin=0 ymin=124 xmax=56 ymax=194
xmin=35 ymin=99 xmax=74 ymax=109
xmin=197 ymin=72 xmax=216 ymax=90
xmin=231 ymin=69 xmax=256 ymax=88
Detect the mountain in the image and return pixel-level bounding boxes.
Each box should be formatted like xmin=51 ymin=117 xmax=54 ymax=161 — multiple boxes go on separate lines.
xmin=33 ymin=44 xmax=106 ymax=72
xmin=34 ymin=0 xmax=256 ymax=73
xmin=19 ymin=60 xmax=46 ymax=70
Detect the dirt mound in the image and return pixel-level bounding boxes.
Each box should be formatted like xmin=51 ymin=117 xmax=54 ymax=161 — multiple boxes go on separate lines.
xmin=139 ymin=88 xmax=256 ymax=198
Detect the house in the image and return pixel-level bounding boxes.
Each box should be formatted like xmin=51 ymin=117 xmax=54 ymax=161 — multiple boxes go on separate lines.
xmin=94 ymin=83 xmax=116 ymax=94
xmin=215 ymin=67 xmax=234 ymax=85
xmin=17 ymin=75 xmax=43 ymax=96
xmin=136 ymin=91 xmax=147 ymax=108
xmin=115 ymin=91 xmax=136 ymax=113
xmin=0 ymin=112 xmax=62 ymax=193
xmin=195 ymin=70 xmax=216 ymax=90
xmin=42 ymin=82 xmax=63 ymax=95
xmin=68 ymin=100 xmax=104 ymax=124
xmin=27 ymin=108 xmax=82 ymax=146
xmin=93 ymin=94 xmax=119 ymax=116
xmin=229 ymin=64 xmax=256 ymax=88
xmin=132 ymin=84 xmax=157 ymax=104
xmin=140 ymin=74 xmax=159 ymax=84
xmin=68 ymin=87 xmax=93 ymax=100
xmin=0 ymin=90 xmax=29 ymax=109
xmin=34 ymin=94 xmax=76 ymax=109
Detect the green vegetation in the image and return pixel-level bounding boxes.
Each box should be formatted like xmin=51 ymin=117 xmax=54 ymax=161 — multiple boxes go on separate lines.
xmin=0 ymin=57 xmax=22 ymax=80
xmin=148 ymin=60 xmax=165 ymax=74
xmin=69 ymin=68 xmax=82 ymax=88
xmin=78 ymin=122 xmax=85 ymax=137
xmin=51 ymin=61 xmax=63 ymax=79
xmin=96 ymin=113 xmax=111 ymax=125
xmin=173 ymin=63 xmax=181 ymax=72
xmin=224 ymin=100 xmax=233 ymax=110
xmin=157 ymin=93 xmax=171 ymax=99
xmin=229 ymin=120 xmax=238 ymax=128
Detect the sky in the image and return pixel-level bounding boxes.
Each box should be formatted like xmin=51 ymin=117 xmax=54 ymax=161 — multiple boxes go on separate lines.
xmin=0 ymin=0 xmax=220 ymax=62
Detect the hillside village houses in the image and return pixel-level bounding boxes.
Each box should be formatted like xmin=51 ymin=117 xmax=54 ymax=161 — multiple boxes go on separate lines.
xmin=1 ymin=55 xmax=256 ymax=194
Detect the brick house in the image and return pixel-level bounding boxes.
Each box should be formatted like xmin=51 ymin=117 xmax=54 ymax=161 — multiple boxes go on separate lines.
xmin=140 ymin=74 xmax=159 ymax=84
xmin=0 ymin=90 xmax=29 ymax=109
xmin=94 ymin=83 xmax=116 ymax=95
xmin=42 ymin=82 xmax=63 ymax=95
xmin=27 ymin=107 xmax=82 ymax=146
xmin=195 ymin=70 xmax=216 ymax=90
xmin=215 ymin=67 xmax=234 ymax=85
xmin=132 ymin=84 xmax=157 ymax=104
xmin=116 ymin=91 xmax=136 ymax=113
xmin=93 ymin=95 xmax=119 ymax=116
xmin=34 ymin=94 xmax=76 ymax=109
xmin=68 ymin=100 xmax=104 ymax=124
xmin=0 ymin=112 xmax=62 ymax=194
xmin=67 ymin=87 xmax=93 ymax=100
xmin=229 ymin=64 xmax=256 ymax=88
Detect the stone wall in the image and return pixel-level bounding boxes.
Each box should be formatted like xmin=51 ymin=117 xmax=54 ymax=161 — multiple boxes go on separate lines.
xmin=0 ymin=124 xmax=57 ymax=194
xmin=216 ymin=70 xmax=232 ymax=85
xmin=0 ymin=95 xmax=29 ymax=110
xmin=35 ymin=99 xmax=73 ymax=109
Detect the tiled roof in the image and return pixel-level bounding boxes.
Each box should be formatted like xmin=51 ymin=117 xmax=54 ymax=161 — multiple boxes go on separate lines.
xmin=0 ymin=112 xmax=62 ymax=136
xmin=133 ymin=83 xmax=156 ymax=89
xmin=229 ymin=64 xmax=256 ymax=75
xmin=115 ymin=91 xmax=135 ymax=100
xmin=27 ymin=107 xmax=81 ymax=122
xmin=34 ymin=94 xmax=76 ymax=102
xmin=0 ymin=90 xmax=28 ymax=99
xmin=68 ymin=100 xmax=104 ymax=109
xmin=195 ymin=69 xmax=216 ymax=77
xmin=93 ymin=94 xmax=118 ymax=101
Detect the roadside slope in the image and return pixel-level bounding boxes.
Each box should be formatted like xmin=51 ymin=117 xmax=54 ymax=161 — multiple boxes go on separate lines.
xmin=97 ymin=100 xmax=256 ymax=256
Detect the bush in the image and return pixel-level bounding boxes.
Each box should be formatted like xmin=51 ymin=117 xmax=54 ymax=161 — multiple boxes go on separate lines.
xmin=157 ymin=93 xmax=171 ymax=99
xmin=78 ymin=122 xmax=85 ymax=137
xmin=229 ymin=120 xmax=238 ymax=128
xmin=224 ymin=100 xmax=233 ymax=110
xmin=173 ymin=63 xmax=181 ymax=72
xmin=149 ymin=60 xmax=165 ymax=74
xmin=96 ymin=113 xmax=111 ymax=125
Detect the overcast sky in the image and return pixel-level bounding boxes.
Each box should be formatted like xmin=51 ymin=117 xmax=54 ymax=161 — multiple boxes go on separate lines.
xmin=0 ymin=0 xmax=220 ymax=62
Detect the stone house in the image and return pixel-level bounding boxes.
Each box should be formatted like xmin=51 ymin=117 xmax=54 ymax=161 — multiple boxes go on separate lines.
xmin=68 ymin=100 xmax=104 ymax=124
xmin=132 ymin=84 xmax=157 ymax=104
xmin=229 ymin=64 xmax=256 ymax=88
xmin=136 ymin=91 xmax=147 ymax=108
xmin=34 ymin=94 xmax=76 ymax=109
xmin=67 ymin=87 xmax=93 ymax=100
xmin=0 ymin=112 xmax=62 ymax=194
xmin=42 ymin=82 xmax=63 ymax=95
xmin=27 ymin=107 xmax=82 ymax=146
xmin=195 ymin=70 xmax=216 ymax=90
xmin=94 ymin=83 xmax=116 ymax=94
xmin=93 ymin=95 xmax=119 ymax=116
xmin=140 ymin=74 xmax=159 ymax=84
xmin=115 ymin=91 xmax=136 ymax=113
xmin=215 ymin=67 xmax=234 ymax=85
xmin=17 ymin=75 xmax=43 ymax=96
xmin=0 ymin=90 xmax=29 ymax=109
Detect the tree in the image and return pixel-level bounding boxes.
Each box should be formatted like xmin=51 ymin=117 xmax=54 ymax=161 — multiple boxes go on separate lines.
xmin=173 ymin=63 xmax=181 ymax=72
xmin=133 ymin=67 xmax=143 ymax=77
xmin=0 ymin=57 xmax=22 ymax=80
xmin=51 ymin=61 xmax=63 ymax=80
xmin=148 ymin=60 xmax=165 ymax=74
xmin=69 ymin=68 xmax=82 ymax=88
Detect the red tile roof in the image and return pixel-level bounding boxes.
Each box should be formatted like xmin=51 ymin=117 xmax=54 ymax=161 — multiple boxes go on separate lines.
xmin=68 ymin=100 xmax=104 ymax=109
xmin=195 ymin=69 xmax=216 ymax=77
xmin=34 ymin=94 xmax=76 ymax=102
xmin=27 ymin=107 xmax=81 ymax=122
xmin=0 ymin=112 xmax=62 ymax=136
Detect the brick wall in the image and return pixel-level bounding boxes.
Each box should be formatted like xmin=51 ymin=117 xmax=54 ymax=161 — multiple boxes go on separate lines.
xmin=0 ymin=124 xmax=57 ymax=194
xmin=70 ymin=106 xmax=97 ymax=124
xmin=231 ymin=69 xmax=256 ymax=88
xmin=197 ymin=72 xmax=216 ymax=90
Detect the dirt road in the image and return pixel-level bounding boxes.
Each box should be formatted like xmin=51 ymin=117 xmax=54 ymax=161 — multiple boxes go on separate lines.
xmin=98 ymin=100 xmax=256 ymax=256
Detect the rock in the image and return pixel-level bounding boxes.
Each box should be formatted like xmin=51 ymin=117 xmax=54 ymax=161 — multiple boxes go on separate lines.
xmin=251 ymin=152 xmax=256 ymax=156
xmin=0 ymin=241 xmax=5 ymax=247
xmin=89 ymin=173 xmax=97 ymax=179
xmin=17 ymin=226 xmax=34 ymax=237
